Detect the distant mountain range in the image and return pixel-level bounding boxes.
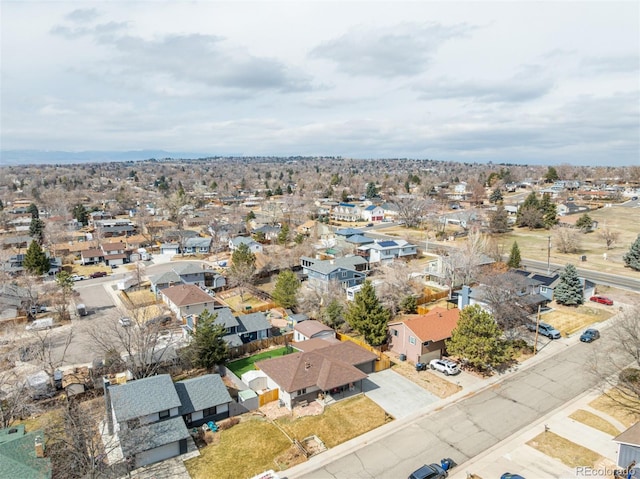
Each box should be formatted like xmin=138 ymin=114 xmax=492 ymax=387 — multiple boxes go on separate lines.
xmin=0 ymin=149 xmax=215 ymax=165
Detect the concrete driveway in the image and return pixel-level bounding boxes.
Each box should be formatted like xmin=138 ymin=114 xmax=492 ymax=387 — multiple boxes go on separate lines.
xmin=363 ymin=369 xmax=438 ymax=419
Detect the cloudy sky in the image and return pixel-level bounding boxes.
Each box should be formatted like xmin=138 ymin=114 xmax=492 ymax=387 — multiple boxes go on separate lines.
xmin=1 ymin=1 xmax=638 ymax=165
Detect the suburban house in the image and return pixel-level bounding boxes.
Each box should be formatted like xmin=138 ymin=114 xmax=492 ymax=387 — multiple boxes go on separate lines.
xmin=184 ymin=307 xmax=242 ymax=347
xmin=101 ymin=241 xmax=129 ymax=266
xmin=361 ymin=205 xmax=384 ymax=222
xmin=229 ymin=236 xmax=263 ymax=254
xmin=331 ymin=203 xmax=362 ymax=222
xmin=293 ymin=320 xmax=335 ymax=342
xmin=300 ymin=256 xmax=368 ymax=291
xmin=150 ymin=270 xmax=183 ymax=296
xmin=255 ymin=340 xmax=378 ymax=409
xmin=95 ymin=219 xmax=136 ymax=238
xmin=252 ymin=225 xmax=281 ymax=242
xmin=81 ymin=248 xmax=104 ymax=265
xmin=613 ymin=422 xmax=640 ymax=469
xmin=174 ymin=374 xmax=232 ymax=428
xmin=2 ymin=252 xmax=62 ymax=275
xmin=159 ymin=243 xmax=181 ymax=255
xmin=236 ymin=312 xmax=271 ymax=343
xmin=557 ymin=202 xmax=588 ymax=216
xmin=160 ymin=284 xmax=216 ymax=319
xmin=357 ymin=239 xmax=417 ymax=264
xmin=105 ymin=374 xmax=190 ymax=468
xmin=388 ymin=307 xmax=461 ymax=364
xmin=183 ymin=237 xmax=212 ymax=255
xmin=0 ymin=425 xmax=51 ymax=479
xmin=173 ymin=263 xmax=206 ymax=286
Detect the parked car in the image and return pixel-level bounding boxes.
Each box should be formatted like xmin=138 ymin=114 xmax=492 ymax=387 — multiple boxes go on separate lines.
xmin=501 ymin=474 xmax=525 ymax=479
xmin=70 ymin=274 xmax=87 ymax=281
xmin=580 ymin=329 xmax=600 ymax=343
xmin=118 ymin=317 xmax=132 ymax=327
xmin=89 ymin=271 xmax=108 ymax=278
xmin=366 ymin=223 xmax=374 ymax=227
xmin=526 ymin=322 xmax=561 ymax=339
xmin=416 ymin=362 xmax=428 ymax=371
xmin=26 ymin=317 xmax=54 ymax=331
xmin=408 ymin=463 xmax=448 ymax=479
xmin=29 ymin=305 xmax=47 ymax=315
xmin=590 ymin=295 xmax=613 ymax=305
xmin=429 ymin=358 xmax=461 ymax=376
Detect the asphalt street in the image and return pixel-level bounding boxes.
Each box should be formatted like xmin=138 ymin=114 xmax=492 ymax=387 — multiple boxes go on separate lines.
xmin=288 ymin=333 xmax=623 ymax=479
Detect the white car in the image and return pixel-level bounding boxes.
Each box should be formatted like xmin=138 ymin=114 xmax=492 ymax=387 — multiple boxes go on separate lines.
xmin=429 ymin=358 xmax=461 ymax=376
xmin=118 ymin=317 xmax=132 ymax=327
xmin=70 ymin=274 xmax=87 ymax=282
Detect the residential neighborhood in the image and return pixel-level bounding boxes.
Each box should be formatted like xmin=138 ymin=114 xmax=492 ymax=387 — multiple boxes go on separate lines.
xmin=1 ymin=157 xmax=640 ymax=479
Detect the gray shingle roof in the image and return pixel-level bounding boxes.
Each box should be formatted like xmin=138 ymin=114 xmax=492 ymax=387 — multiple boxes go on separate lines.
xmin=173 ymin=263 xmax=205 ymax=276
xmin=184 ymin=237 xmax=212 ymax=248
xmin=119 ymin=416 xmax=189 ymax=456
xmin=174 ymin=374 xmax=232 ymax=416
xmin=213 ymin=308 xmax=239 ymax=329
xmin=223 ymin=333 xmax=243 ymax=347
xmin=237 ymin=312 xmax=270 ymax=333
xmin=109 ymin=375 xmax=181 ymax=422
xmin=150 ymin=270 xmax=182 ymax=286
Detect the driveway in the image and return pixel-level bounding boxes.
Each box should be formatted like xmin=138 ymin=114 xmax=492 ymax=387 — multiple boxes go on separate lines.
xmin=363 ymin=369 xmax=438 ymax=419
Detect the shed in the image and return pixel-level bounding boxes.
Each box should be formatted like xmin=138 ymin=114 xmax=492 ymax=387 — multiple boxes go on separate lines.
xmin=237 ymin=389 xmax=259 ymax=412
xmin=241 ymin=370 xmax=268 ymax=391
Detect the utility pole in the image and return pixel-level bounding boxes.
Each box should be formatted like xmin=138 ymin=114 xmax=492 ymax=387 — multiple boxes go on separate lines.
xmin=547 ymin=235 xmax=551 ymax=274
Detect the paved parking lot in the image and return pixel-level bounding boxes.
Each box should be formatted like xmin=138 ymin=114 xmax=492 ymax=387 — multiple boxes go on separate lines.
xmin=363 ymin=369 xmax=438 ymax=419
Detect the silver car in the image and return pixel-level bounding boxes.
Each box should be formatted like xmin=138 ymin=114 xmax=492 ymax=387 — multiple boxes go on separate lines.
xmin=429 ymin=358 xmax=461 ymax=376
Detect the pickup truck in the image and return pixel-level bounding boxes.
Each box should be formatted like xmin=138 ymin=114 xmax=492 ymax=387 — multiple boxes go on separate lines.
xmin=89 ymin=271 xmax=108 ymax=278
xmin=526 ymin=322 xmax=561 ymax=339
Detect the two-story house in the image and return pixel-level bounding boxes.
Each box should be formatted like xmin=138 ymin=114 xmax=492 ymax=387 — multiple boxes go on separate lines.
xmin=388 ymin=307 xmax=460 ymax=364
xmin=331 ymin=203 xmax=361 ymax=222
xmin=300 ymin=256 xmax=368 ymax=292
xmin=361 ymin=205 xmax=384 ymax=222
xmin=357 ymin=239 xmax=417 ymax=264
xmin=160 ymin=284 xmax=216 ymax=319
xmin=101 ymin=241 xmax=129 ymax=266
xmin=229 ymin=236 xmax=263 ymax=254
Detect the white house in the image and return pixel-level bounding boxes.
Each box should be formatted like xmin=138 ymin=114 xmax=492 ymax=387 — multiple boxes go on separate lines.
xmin=361 ymin=205 xmax=384 ymax=222
xmin=229 ymin=236 xmax=263 ymax=254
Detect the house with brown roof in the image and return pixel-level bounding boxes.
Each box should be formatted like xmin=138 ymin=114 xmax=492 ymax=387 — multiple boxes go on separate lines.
xmin=160 ymin=284 xmax=216 ymax=319
xmin=388 ymin=307 xmax=460 ymax=364
xmin=293 ymin=320 xmax=335 ymax=342
xmin=256 ymin=340 xmax=378 ymax=409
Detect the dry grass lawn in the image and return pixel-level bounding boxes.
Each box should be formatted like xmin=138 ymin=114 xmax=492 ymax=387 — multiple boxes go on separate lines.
xmin=125 ymin=290 xmax=158 ymax=308
xmin=569 ymin=409 xmax=621 ymax=436
xmin=185 ymin=419 xmax=291 ymax=479
xmin=72 ymin=264 xmax=111 ymax=276
xmin=540 ymin=303 xmax=614 ymax=336
xmin=391 ymin=360 xmax=461 ymax=398
xmin=222 ymin=293 xmax=269 ymax=313
xmin=589 ymin=391 xmax=640 ymax=428
xmin=526 ymin=431 xmax=604 ymax=468
xmin=276 ymin=395 xmax=391 ymax=448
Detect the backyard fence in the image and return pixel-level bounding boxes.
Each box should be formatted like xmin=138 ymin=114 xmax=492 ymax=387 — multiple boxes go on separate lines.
xmin=227 ymin=333 xmax=294 ymax=360
xmin=258 ymin=388 xmax=279 ymax=407
xmin=335 ymin=332 xmax=392 ymax=372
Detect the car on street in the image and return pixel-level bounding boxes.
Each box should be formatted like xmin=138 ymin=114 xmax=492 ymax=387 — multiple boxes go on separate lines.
xmin=580 ymin=328 xmax=600 ymax=343
xmin=429 ymin=358 xmax=461 ymax=376
xmin=71 ymin=274 xmax=87 ymax=281
xmin=501 ymin=474 xmax=526 ymax=479
xmin=526 ymin=322 xmax=561 ymax=339
xmin=590 ymin=295 xmax=613 ymax=305
xmin=89 ymin=271 xmax=108 ymax=278
xmin=408 ymin=463 xmax=448 ymax=479
xmin=118 ymin=317 xmax=132 ymax=327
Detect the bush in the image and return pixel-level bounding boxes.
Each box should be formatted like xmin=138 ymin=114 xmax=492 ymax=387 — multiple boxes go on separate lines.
xmin=218 ymin=417 xmax=240 ymax=431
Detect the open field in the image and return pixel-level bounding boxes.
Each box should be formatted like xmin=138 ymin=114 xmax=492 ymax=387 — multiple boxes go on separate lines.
xmin=275 ymin=395 xmax=390 ymax=448
xmin=376 ymin=204 xmax=640 ymax=278
xmin=540 ymin=303 xmax=614 ymax=336
xmin=226 ymin=347 xmax=290 ymax=377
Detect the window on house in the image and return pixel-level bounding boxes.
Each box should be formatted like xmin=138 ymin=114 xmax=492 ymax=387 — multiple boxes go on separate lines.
xmin=409 ymin=336 xmax=416 ymax=345
xmin=540 ymin=287 xmax=547 ymax=293
xmin=341 ymin=271 xmax=347 ymax=278
xmin=203 ymin=406 xmax=217 ymax=417
xmin=297 ymin=388 xmax=307 ymax=396
xmin=158 ymin=409 xmax=170 ymax=419
xmin=391 ymin=329 xmax=398 ymax=337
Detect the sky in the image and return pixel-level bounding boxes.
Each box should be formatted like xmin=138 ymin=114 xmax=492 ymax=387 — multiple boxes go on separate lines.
xmin=1 ymin=1 xmax=639 ymax=166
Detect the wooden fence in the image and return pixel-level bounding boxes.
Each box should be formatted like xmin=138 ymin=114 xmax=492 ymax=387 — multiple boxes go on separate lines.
xmin=335 ymin=332 xmax=392 ymax=372
xmin=227 ymin=332 xmax=294 ymax=360
xmin=258 ymin=388 xmax=279 ymax=407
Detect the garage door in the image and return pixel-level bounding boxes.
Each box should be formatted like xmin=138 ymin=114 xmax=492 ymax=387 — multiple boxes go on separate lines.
xmin=135 ymin=441 xmax=180 ymax=468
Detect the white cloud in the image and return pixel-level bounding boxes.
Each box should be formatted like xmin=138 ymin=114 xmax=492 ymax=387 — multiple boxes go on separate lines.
xmin=1 ymin=1 xmax=638 ymax=166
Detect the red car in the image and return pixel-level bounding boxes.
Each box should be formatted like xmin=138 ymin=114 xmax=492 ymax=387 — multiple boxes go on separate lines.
xmin=89 ymin=271 xmax=108 ymax=279
xmin=590 ymin=296 xmax=613 ymax=305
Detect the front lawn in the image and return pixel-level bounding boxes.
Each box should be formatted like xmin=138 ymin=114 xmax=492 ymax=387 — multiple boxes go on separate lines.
xmin=526 ymin=430 xmax=604 ymax=468
xmin=185 ymin=419 xmax=291 ymax=479
xmin=276 ymin=395 xmax=391 ymax=448
xmin=540 ymin=303 xmax=613 ymax=336
xmin=226 ymin=347 xmax=290 ymax=377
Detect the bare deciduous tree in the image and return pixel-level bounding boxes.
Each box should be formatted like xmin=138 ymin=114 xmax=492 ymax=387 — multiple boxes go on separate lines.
xmin=374 ymin=261 xmax=423 ymax=316
xmin=30 ymin=327 xmax=74 ymax=386
xmin=479 ymin=271 xmax=532 ymax=337
xmin=553 ymin=226 xmax=582 ymax=254
xmin=390 ymin=196 xmax=434 ymax=228
xmin=599 ymin=226 xmax=620 ymax=250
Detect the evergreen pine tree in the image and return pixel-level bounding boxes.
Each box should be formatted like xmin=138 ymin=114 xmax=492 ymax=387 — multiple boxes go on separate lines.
xmin=623 ymin=234 xmax=640 ymax=271
xmin=28 ymin=203 xmax=39 ymax=219
xmin=445 ymin=305 xmax=510 ymax=370
xmin=188 ymin=309 xmax=228 ymax=370
xmin=489 ymin=204 xmax=510 ymax=233
xmin=554 ymin=264 xmax=584 ymax=306
xmin=540 ymin=193 xmax=558 ymax=228
xmin=507 ymin=241 xmax=521 ymax=268
xmin=344 ymin=281 xmax=391 ymax=347
xmin=23 ymin=240 xmax=50 ymax=275
xmin=516 ymin=192 xmax=543 ymax=228
xmin=575 ymin=213 xmax=593 ymax=232
xmin=271 ymin=270 xmax=300 ymax=309
xmin=489 ymin=189 xmax=503 ymax=204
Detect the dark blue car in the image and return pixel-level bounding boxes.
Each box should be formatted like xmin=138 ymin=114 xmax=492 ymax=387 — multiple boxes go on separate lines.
xmin=580 ymin=329 xmax=600 ymax=343
xmin=501 ymin=474 xmax=525 ymax=479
